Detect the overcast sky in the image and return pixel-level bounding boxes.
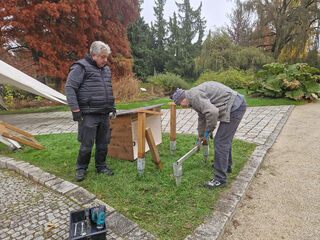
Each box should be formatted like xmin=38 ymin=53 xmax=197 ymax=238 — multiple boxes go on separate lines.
xmin=141 ymin=0 xmax=236 ymax=33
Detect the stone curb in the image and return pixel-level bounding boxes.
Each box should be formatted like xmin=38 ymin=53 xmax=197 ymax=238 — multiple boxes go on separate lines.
xmin=184 ymin=105 xmax=294 ymax=240
xmin=0 ymin=156 xmax=158 ymax=240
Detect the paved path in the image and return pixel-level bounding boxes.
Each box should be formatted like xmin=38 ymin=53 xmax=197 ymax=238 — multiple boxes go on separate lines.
xmin=0 ymin=105 xmax=293 ymax=239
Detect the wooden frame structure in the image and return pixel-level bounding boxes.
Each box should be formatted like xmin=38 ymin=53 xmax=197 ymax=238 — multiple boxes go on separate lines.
xmin=168 ymin=102 xmax=210 ymax=185
xmin=107 ymin=104 xmax=163 ymax=162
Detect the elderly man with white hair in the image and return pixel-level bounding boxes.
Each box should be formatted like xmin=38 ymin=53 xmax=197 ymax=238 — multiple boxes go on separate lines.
xmin=65 ymin=41 xmax=116 ymax=181
xmin=171 ymin=81 xmax=246 ymax=188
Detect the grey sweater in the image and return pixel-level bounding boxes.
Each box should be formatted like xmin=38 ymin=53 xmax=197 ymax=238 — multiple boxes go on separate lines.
xmin=185 ymin=81 xmax=238 ymax=137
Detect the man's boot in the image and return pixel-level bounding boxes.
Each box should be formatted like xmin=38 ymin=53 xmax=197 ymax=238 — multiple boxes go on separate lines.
xmin=75 ymin=169 xmax=86 ymax=182
xmin=97 ymin=166 xmax=114 ymax=176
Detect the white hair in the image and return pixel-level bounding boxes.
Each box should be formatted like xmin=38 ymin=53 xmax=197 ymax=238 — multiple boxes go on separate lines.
xmin=90 ymin=41 xmax=111 ymax=55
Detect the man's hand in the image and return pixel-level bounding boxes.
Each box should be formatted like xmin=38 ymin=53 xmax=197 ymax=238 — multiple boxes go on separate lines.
xmin=205 ymin=130 xmax=211 ymax=142
xmin=205 ymin=130 xmax=212 ymax=142
xmin=109 ymin=107 xmax=117 ymax=120
xmin=195 ymin=137 xmax=203 ymax=151
xmin=72 ymin=110 xmax=83 ymax=121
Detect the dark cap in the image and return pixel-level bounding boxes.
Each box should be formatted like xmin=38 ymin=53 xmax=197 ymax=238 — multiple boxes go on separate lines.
xmin=170 ymin=88 xmax=185 ymax=105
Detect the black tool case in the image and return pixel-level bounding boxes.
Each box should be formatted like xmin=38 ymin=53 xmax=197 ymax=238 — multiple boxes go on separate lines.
xmin=69 ymin=206 xmax=107 ymax=240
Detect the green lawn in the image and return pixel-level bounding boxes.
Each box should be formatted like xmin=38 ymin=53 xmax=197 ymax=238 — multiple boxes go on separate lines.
xmin=236 ymin=89 xmax=306 ymax=106
xmin=0 ymin=133 xmax=255 ymax=240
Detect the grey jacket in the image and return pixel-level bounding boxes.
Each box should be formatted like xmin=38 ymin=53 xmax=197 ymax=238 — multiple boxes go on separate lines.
xmin=65 ymin=54 xmax=115 ymax=114
xmin=185 ymin=81 xmax=238 ymax=137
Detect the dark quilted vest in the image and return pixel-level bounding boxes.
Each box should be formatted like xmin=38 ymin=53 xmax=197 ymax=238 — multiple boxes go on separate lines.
xmin=74 ymin=56 xmax=114 ymax=114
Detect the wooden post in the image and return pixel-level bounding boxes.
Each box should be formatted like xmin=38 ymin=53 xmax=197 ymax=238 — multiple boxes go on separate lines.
xmin=168 ymin=102 xmax=176 ymax=155
xmin=145 ymin=128 xmax=163 ymax=169
xmin=137 ymin=112 xmax=146 ymax=174
xmin=137 ymin=112 xmax=146 ymax=158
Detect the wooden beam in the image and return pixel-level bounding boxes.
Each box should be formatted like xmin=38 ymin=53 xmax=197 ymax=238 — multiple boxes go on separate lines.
xmin=0 ymin=121 xmax=45 ymax=150
xmin=145 ymin=128 xmax=162 ymax=169
xmin=2 ymin=122 xmax=34 ymax=138
xmin=169 ymin=103 xmax=176 ymax=141
xmin=135 ymin=109 xmax=162 ymax=115
xmin=137 ymin=112 xmax=146 ymax=158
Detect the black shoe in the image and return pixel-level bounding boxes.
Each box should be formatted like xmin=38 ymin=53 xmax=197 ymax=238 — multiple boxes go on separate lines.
xmin=203 ymin=178 xmax=226 ymax=189
xmin=97 ymin=167 xmax=114 ymax=176
xmin=227 ymin=167 xmax=232 ymax=173
xmin=75 ymin=169 xmax=86 ymax=182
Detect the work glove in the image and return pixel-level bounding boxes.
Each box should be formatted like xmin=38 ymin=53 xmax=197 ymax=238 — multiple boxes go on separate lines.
xmin=195 ymin=137 xmax=203 ymax=145
xmin=72 ymin=111 xmax=83 ymax=121
xmin=205 ymin=130 xmax=211 ymax=142
xmin=109 ymin=107 xmax=117 ymax=120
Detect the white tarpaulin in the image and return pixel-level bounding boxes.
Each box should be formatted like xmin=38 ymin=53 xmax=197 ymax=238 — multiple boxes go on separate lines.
xmin=0 ymin=60 xmax=67 ymax=104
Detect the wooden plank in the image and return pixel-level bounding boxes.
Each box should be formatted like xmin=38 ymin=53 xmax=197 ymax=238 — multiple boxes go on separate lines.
xmin=115 ymin=104 xmax=164 ymax=116
xmin=2 ymin=122 xmax=34 ymax=138
xmin=108 ymin=145 xmax=134 ymax=161
xmin=135 ymin=109 xmax=162 ymax=115
xmin=170 ymin=103 xmax=176 ymax=141
xmin=138 ymin=112 xmax=146 ymax=158
xmin=145 ymin=128 xmax=162 ymax=169
xmin=0 ymin=121 xmax=45 ymax=150
xmin=108 ymin=115 xmax=134 ymax=160
xmin=0 ymin=121 xmax=8 ymax=135
xmin=4 ymin=135 xmax=45 ymax=150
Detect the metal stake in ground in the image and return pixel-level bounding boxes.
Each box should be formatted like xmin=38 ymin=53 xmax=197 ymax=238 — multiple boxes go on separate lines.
xmin=203 ymin=139 xmax=209 ymax=163
xmin=173 ymin=140 xmax=203 ymax=185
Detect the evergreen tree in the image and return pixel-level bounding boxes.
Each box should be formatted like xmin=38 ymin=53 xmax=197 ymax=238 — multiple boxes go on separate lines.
xmin=165 ymin=12 xmax=183 ymax=75
xmin=174 ymin=0 xmax=206 ymax=80
xmin=151 ymin=0 xmax=168 ymax=73
xmin=127 ymin=0 xmax=154 ymax=81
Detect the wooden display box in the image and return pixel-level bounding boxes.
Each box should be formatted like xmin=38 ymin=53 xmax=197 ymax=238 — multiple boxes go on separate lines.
xmin=107 ymin=104 xmax=163 ymax=161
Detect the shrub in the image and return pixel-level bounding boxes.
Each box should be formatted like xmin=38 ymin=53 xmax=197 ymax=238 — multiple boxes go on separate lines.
xmin=194 ymin=68 xmax=252 ymax=89
xmin=246 ymin=63 xmax=320 ymax=101
xmin=234 ymin=47 xmax=274 ymax=71
xmin=0 ymin=84 xmax=38 ymax=109
xmin=112 ymin=76 xmax=140 ymax=102
xmin=147 ymin=72 xmax=189 ymax=94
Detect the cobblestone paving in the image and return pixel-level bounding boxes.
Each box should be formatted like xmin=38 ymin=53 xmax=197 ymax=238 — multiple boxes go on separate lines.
xmin=0 ymin=112 xmax=77 ymax=135
xmin=161 ymin=105 xmax=292 ymax=145
xmin=0 ymin=169 xmax=80 ymax=240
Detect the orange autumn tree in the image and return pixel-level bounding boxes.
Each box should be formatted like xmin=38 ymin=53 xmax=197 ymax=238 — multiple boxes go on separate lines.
xmin=96 ymin=0 xmax=139 ymax=79
xmin=0 ymin=0 xmax=139 ymax=91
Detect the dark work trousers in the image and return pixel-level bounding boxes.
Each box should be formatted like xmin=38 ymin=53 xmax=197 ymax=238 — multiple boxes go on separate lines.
xmin=213 ymin=101 xmax=247 ymax=183
xmin=76 ymin=114 xmax=111 ymax=171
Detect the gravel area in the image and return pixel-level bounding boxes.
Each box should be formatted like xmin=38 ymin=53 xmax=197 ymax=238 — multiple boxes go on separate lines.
xmin=222 ymin=102 xmax=320 ymax=240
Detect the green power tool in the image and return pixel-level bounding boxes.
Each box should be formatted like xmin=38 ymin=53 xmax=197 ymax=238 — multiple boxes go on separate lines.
xmin=91 ymin=206 xmax=105 ymax=229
